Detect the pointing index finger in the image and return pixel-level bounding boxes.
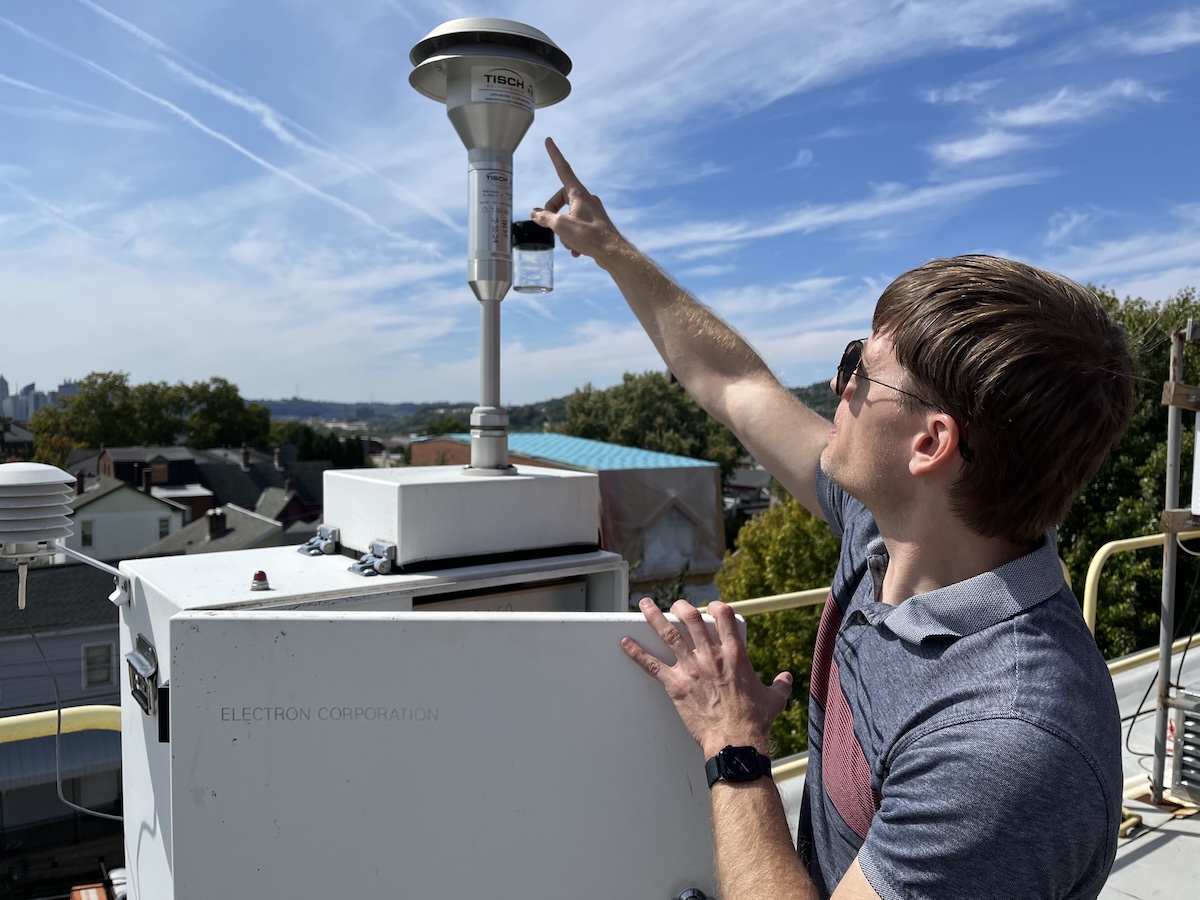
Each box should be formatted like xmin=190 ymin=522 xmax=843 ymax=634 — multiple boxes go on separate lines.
xmin=545 ymin=137 xmax=586 ymax=193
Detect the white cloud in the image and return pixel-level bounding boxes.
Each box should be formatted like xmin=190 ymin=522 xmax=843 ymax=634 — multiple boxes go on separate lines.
xmin=929 ymin=129 xmax=1033 ymax=165
xmin=788 ymin=148 xmax=815 ymax=169
xmin=0 ymin=102 xmax=157 ymax=131
xmin=808 ymin=126 xmax=859 ymax=141
xmin=705 ymin=277 xmax=846 ymax=318
xmin=1039 ymin=206 xmax=1200 ymax=296
xmin=986 ymin=79 xmax=1165 ymax=128
xmin=1044 ymin=208 xmax=1096 ymax=245
xmin=1108 ymin=10 xmax=1200 ymax=56
xmin=921 ymin=80 xmax=999 ymax=104
xmin=0 ymin=15 xmax=438 ymax=253
xmin=639 ymin=171 xmax=1045 ymax=253
xmin=1 ymin=0 xmax=1185 ymax=405
xmin=678 ymin=264 xmax=735 ymax=278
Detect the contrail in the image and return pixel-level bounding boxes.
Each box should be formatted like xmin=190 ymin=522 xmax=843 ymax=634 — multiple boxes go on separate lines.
xmin=0 ymin=15 xmax=433 ymax=251
xmin=0 ymin=71 xmax=158 ymax=130
xmin=0 ymin=175 xmax=96 ymax=239
xmin=75 ymin=0 xmax=461 ymax=231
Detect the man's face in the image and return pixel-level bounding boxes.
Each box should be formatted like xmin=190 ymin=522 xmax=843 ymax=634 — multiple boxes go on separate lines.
xmin=821 ymin=334 xmax=924 ymax=513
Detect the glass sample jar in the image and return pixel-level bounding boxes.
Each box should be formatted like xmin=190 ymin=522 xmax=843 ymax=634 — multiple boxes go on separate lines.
xmin=511 ymin=220 xmax=555 ymax=293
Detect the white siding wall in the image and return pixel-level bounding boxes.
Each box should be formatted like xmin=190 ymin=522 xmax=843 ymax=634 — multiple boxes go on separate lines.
xmin=0 ymin=626 xmax=120 ymax=715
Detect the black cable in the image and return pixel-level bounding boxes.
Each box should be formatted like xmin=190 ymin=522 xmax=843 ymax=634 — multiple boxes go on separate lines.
xmin=1173 ymin=567 xmax=1200 ymax=686
xmin=1123 ymin=544 xmax=1200 ymax=757
xmin=18 ymin=607 xmax=123 ymax=822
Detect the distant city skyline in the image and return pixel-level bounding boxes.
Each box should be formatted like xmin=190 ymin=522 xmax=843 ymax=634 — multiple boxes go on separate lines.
xmin=0 ymin=374 xmax=79 ymax=421
xmin=0 ymin=2 xmax=1197 ymax=403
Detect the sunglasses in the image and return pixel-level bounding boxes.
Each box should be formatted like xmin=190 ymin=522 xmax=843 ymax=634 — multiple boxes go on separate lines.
xmin=834 ymin=339 xmax=974 ymax=463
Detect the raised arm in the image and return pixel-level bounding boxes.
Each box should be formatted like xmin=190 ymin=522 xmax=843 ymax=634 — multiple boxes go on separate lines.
xmin=531 ymin=138 xmax=830 ymax=516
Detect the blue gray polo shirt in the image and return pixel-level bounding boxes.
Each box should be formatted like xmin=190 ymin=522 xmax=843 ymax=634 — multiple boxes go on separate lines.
xmin=801 ymin=468 xmax=1122 ymax=899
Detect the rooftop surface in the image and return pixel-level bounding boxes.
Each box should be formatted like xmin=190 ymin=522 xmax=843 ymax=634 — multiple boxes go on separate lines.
xmin=429 ymin=432 xmax=719 ymax=470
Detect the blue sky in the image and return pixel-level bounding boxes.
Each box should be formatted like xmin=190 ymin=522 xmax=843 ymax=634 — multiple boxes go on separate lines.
xmin=0 ymin=1 xmax=1197 ymax=406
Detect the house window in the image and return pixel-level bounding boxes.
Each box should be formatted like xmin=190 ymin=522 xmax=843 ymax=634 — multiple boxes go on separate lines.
xmin=151 ymin=463 xmax=168 ymax=483
xmin=158 ymin=517 xmax=170 ymax=539
xmin=82 ymin=643 xmax=115 ymax=689
xmin=81 ymin=520 xmax=94 ymax=547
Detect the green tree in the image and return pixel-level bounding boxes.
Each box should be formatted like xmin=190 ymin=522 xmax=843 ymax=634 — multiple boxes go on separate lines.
xmin=1059 ymin=286 xmax=1200 ymax=658
xmin=564 ymin=371 xmax=745 ymax=482
xmin=30 ymin=404 xmax=74 ymax=465
xmin=341 ymin=435 xmax=365 ymax=468
xmin=269 ymin=421 xmax=311 ymax=448
xmin=715 ymin=495 xmax=841 ymax=756
xmin=184 ymin=378 xmax=270 ymax=449
xmin=54 ymin=372 xmax=139 ymax=447
xmin=419 ymin=415 xmax=470 ymax=436
xmin=31 ymin=372 xmax=271 ymax=457
xmin=131 ymin=381 xmax=189 ymax=446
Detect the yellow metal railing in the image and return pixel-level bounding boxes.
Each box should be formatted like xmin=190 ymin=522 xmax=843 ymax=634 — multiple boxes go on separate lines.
xmin=1082 ymin=530 xmax=1200 ymax=635
xmin=5 ymin=533 xmax=1198 ymax=786
xmin=0 ymin=704 xmax=121 ymax=744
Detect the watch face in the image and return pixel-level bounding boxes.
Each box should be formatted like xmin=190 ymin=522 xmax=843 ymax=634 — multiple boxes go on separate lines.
xmin=719 ymin=747 xmax=761 ymax=781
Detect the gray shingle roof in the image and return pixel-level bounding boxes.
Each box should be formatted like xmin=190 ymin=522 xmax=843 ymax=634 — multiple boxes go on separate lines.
xmin=137 ymin=504 xmax=281 ymax=556
xmin=69 ymin=475 xmax=128 ymax=510
xmin=65 ymin=448 xmax=103 ymax=475
xmin=255 ymin=486 xmax=293 ymax=521
xmin=104 ymin=446 xmax=196 ymax=463
xmin=0 ymin=563 xmax=119 ymax=637
xmin=197 ymin=460 xmax=328 ymax=509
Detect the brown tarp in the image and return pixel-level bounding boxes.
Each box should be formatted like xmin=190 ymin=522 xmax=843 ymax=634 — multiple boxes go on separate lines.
xmin=597 ymin=467 xmax=724 ymax=583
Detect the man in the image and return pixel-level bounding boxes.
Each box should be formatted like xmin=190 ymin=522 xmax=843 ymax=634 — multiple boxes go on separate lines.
xmin=532 ymin=137 xmax=1134 ymax=899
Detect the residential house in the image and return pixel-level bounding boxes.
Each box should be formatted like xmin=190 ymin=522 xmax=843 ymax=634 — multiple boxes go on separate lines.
xmin=0 ymin=421 xmax=34 ymax=460
xmin=95 ymin=447 xmax=213 ymax=522
xmin=194 ymin=448 xmax=327 ymax=525
xmin=66 ymin=475 xmax=186 ymax=562
xmin=0 ymin=564 xmax=123 ymax=885
xmin=89 ymin=445 xmax=330 ymax=524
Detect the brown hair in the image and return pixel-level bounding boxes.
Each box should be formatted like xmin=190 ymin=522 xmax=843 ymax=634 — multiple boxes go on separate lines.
xmin=872 ymin=254 xmax=1134 ymax=543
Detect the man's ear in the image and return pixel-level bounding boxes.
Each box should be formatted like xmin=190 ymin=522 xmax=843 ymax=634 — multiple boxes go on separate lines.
xmin=909 ymin=413 xmax=962 ymax=476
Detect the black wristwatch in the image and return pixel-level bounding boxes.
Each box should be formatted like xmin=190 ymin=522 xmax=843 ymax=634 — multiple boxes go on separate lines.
xmin=705 ymin=745 xmax=772 ymax=789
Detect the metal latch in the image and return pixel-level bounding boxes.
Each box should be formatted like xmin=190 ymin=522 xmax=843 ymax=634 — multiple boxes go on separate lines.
xmin=298 ymin=524 xmax=340 ymax=557
xmin=349 ymin=540 xmax=397 ymax=576
xmin=126 ymin=634 xmax=159 ymax=717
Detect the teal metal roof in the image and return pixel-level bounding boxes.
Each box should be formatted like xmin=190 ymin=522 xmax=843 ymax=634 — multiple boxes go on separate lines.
xmin=435 ymin=433 xmax=717 ymax=471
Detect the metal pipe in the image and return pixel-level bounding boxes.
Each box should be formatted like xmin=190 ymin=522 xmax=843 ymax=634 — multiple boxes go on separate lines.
xmin=61 ymin=545 xmax=123 ymax=579
xmin=1152 ymin=328 xmax=1186 ymax=802
xmin=480 ymin=299 xmax=501 ymax=408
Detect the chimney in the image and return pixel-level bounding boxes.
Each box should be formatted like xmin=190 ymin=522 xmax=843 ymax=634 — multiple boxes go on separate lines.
xmin=75 ymin=471 xmax=85 ymax=496
xmin=274 ymin=446 xmax=283 ymax=471
xmin=241 ymin=443 xmax=250 ymax=471
xmin=206 ymin=508 xmax=227 ymax=540
xmin=284 ymin=472 xmax=295 ymax=495
xmin=142 ymin=468 xmax=152 ymax=492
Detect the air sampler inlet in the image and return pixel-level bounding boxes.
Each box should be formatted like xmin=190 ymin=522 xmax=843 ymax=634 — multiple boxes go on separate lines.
xmin=410 ymin=19 xmax=572 ymax=472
